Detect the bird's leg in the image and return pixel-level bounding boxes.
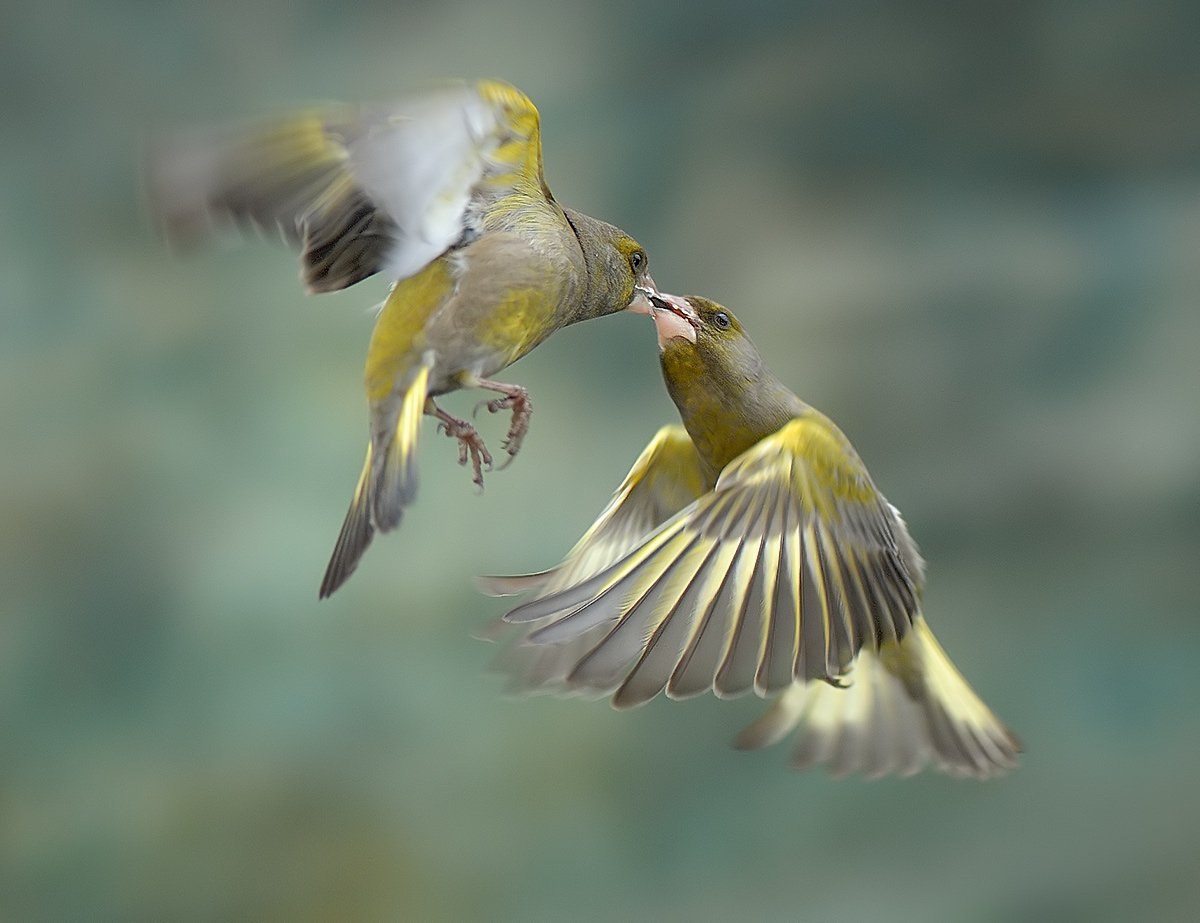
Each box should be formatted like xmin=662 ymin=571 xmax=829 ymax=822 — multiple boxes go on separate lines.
xmin=472 ymin=379 xmax=532 ymax=463
xmin=427 ymin=399 xmax=493 ymax=487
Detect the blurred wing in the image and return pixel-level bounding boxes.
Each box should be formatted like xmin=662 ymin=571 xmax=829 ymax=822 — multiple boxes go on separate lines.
xmin=478 ymin=425 xmax=705 ymax=695
xmin=735 ymin=619 xmax=1021 ymax=779
xmin=145 ymin=80 xmax=547 ymax=292
xmin=501 ymin=414 xmax=921 ymax=708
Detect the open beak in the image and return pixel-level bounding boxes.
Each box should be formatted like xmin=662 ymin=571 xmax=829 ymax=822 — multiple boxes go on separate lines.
xmin=647 ymin=293 xmax=699 ymax=347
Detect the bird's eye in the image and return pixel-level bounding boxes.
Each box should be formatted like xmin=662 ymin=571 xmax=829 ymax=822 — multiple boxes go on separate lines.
xmin=629 ymin=250 xmax=646 ymax=273
xmin=713 ymin=312 xmax=731 ymax=330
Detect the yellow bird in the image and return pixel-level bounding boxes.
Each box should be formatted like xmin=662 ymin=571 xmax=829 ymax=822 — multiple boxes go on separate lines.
xmin=483 ymin=296 xmax=1020 ymax=779
xmin=146 ymin=80 xmax=659 ymax=597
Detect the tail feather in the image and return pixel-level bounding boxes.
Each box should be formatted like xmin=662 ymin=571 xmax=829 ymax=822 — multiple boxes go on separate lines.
xmin=319 ymin=357 xmax=432 ymax=598
xmin=319 ymin=447 xmax=375 ymax=599
xmin=371 ymin=360 xmax=431 ymax=532
xmin=735 ymin=617 xmax=1021 ymax=779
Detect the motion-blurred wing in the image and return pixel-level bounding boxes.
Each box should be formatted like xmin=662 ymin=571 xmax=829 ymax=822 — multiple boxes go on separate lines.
xmin=735 ymin=619 xmax=1021 ymax=779
xmin=501 ymin=414 xmax=921 ymax=708
xmin=146 ymin=80 xmax=547 ymax=292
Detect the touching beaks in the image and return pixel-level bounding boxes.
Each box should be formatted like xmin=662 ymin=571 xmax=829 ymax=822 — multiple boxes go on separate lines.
xmin=626 ymin=283 xmax=699 ymax=345
xmin=647 ymin=292 xmax=699 ymax=346
xmin=628 ymin=276 xmax=660 ymax=315
xmin=648 ymin=293 xmax=699 ymax=324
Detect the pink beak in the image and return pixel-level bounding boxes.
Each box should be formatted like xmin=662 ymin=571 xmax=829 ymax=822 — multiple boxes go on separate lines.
xmin=627 ymin=275 xmax=659 ymax=315
xmin=647 ymin=293 xmax=698 ymax=347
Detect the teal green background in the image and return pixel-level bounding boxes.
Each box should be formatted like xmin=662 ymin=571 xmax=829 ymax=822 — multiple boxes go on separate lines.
xmin=4 ymin=1 xmax=1199 ymax=920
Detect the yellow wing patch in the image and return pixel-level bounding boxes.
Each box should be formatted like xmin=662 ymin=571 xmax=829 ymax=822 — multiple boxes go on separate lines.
xmin=743 ymin=414 xmax=879 ymax=517
xmin=499 ymin=417 xmax=920 ymax=705
xmin=365 ymin=259 xmax=455 ymax=403
xmin=476 ymin=80 xmax=546 ymax=196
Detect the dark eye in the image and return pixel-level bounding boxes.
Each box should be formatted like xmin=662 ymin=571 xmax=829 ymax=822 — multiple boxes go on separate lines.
xmin=629 ymin=250 xmax=646 ymax=273
xmin=713 ymin=312 xmax=731 ymax=330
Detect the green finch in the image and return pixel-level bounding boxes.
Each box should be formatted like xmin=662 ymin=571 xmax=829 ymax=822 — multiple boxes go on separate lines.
xmin=146 ymin=80 xmax=659 ymax=597
xmin=482 ymin=295 xmax=1020 ymax=779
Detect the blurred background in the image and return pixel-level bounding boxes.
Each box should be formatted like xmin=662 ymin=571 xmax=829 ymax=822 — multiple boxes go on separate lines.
xmin=3 ymin=1 xmax=1199 ymax=920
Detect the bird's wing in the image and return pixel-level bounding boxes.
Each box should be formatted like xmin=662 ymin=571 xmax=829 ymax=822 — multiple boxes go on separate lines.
xmin=500 ymin=414 xmax=921 ymax=708
xmin=478 ymin=425 xmax=706 ymax=695
xmin=480 ymin=424 xmax=706 ymax=599
xmin=145 ymin=80 xmax=548 ymax=293
xmin=734 ymin=618 xmax=1021 ymax=779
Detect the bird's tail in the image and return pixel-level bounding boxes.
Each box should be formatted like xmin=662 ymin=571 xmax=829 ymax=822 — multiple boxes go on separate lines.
xmin=319 ymin=357 xmax=432 ymax=598
xmin=735 ymin=617 xmax=1021 ymax=779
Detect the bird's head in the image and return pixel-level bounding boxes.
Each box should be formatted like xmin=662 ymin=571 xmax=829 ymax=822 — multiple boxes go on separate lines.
xmin=610 ymin=233 xmax=658 ymax=314
xmin=636 ymin=294 xmax=796 ymax=476
xmin=644 ymin=294 xmax=772 ymax=409
xmin=644 ymin=294 xmax=747 ymax=351
xmin=564 ymin=209 xmax=658 ymax=318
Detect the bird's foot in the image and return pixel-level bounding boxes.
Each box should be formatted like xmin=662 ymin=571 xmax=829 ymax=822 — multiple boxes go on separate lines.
xmin=473 ymin=381 xmax=532 ymax=463
xmin=434 ymin=408 xmax=493 ymax=487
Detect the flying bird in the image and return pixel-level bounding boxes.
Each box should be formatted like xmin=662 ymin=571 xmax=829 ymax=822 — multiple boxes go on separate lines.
xmin=146 ymin=80 xmax=659 ymax=597
xmin=483 ymin=295 xmax=1020 ymax=779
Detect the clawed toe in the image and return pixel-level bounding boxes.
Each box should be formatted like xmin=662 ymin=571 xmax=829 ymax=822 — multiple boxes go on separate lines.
xmin=499 ymin=409 xmax=530 ymax=460
xmin=432 ymin=407 xmax=494 ymax=488
xmin=452 ymin=426 xmax=493 ymax=487
xmin=473 ymin=387 xmax=532 ymax=460
xmin=467 ymin=437 xmax=494 ymax=487
xmin=448 ymin=381 xmax=534 ymax=475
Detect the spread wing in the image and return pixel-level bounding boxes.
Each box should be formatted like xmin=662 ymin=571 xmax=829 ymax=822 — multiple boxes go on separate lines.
xmin=145 ymin=80 xmax=548 ymax=292
xmin=478 ymin=425 xmax=706 ymax=695
xmin=500 ymin=414 xmax=921 ymax=708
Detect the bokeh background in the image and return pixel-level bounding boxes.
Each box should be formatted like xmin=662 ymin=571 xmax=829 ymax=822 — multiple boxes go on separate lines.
xmin=4 ymin=1 xmax=1199 ymax=920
